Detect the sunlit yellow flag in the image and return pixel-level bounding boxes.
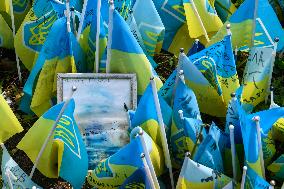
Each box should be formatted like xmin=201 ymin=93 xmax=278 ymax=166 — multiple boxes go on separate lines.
xmin=0 ymin=94 xmax=23 ymax=142
xmin=0 ymin=14 xmax=13 ymax=49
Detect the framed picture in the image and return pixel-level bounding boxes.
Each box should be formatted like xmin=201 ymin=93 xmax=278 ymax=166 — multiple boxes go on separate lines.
xmin=57 ymin=73 xmax=137 ymax=169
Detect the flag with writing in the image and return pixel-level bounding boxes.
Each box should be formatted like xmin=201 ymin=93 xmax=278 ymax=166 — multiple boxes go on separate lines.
xmin=176 ymin=156 xmax=231 ymax=189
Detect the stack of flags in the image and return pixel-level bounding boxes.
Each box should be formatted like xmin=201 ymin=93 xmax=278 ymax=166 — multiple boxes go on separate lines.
xmin=0 ymin=0 xmax=284 ymax=188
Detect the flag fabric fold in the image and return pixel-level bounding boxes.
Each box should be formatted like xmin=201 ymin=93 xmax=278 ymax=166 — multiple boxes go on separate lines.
xmin=17 ymin=99 xmax=88 ymax=188
xmin=0 ymin=94 xmax=23 ymax=143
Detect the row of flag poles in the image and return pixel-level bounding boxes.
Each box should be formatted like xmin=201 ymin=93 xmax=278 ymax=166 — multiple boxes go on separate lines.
xmin=0 ymin=0 xmax=284 ymax=188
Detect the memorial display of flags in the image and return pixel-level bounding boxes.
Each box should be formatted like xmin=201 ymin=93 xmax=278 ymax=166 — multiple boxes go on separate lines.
xmin=1 ymin=0 xmax=284 ymax=188
xmin=17 ymin=99 xmax=88 ymax=188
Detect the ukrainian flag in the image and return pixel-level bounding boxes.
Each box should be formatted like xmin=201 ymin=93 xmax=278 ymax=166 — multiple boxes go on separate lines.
xmin=237 ymin=98 xmax=284 ymax=176
xmin=109 ymin=9 xmax=162 ymax=96
xmin=87 ymin=131 xmax=164 ymax=188
xmin=193 ymin=123 xmax=226 ymax=173
xmin=245 ymin=167 xmax=270 ymax=189
xmin=1 ymin=144 xmax=41 ymax=188
xmin=153 ymin=0 xmax=196 ymax=55
xmin=207 ymin=0 xmax=255 ymax=49
xmin=183 ymin=35 xmax=239 ymax=117
xmin=0 ymin=0 xmax=31 ymax=31
xmin=177 ymin=156 xmax=231 ymax=189
xmin=0 ymin=94 xmax=23 ymax=143
xmin=171 ymin=78 xmax=202 ymax=167
xmin=20 ymin=16 xmax=85 ymax=116
xmin=131 ymin=83 xmax=172 ymax=148
xmin=267 ymin=154 xmax=284 ymax=180
xmin=242 ymin=47 xmax=274 ymax=112
xmin=0 ymin=14 xmax=13 ymax=49
xmin=17 ymin=99 xmax=88 ymax=188
xmin=215 ymin=0 xmax=236 ymax=22
xmin=183 ymin=0 xmax=223 ymax=39
xmin=131 ymin=0 xmax=165 ymax=56
xmin=14 ymin=0 xmax=80 ymax=70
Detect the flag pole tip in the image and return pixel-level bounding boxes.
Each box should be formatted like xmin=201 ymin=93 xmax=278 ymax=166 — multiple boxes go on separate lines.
xmin=150 ymin=76 xmax=154 ymax=81
xmin=70 ymin=7 xmax=75 ymax=11
xmin=179 ymin=70 xmax=184 ymax=75
xmin=140 ymin=153 xmax=145 ymax=158
xmin=180 ymin=48 xmax=184 ymax=53
xmin=274 ymin=37 xmax=279 ymax=43
xmin=229 ymin=125 xmax=234 ymax=130
xmin=72 ymin=86 xmax=77 ymax=91
xmin=185 ymin=152 xmax=191 ymax=157
xmin=252 ymin=116 xmax=260 ymax=122
xmin=243 ymin=166 xmax=247 ymax=171
xmin=129 ymin=9 xmax=133 ymax=14
xmin=109 ymin=0 xmax=114 ymax=5
xmin=231 ymin=93 xmax=236 ymax=98
xmin=226 ymin=24 xmax=231 ymax=29
xmin=195 ymin=39 xmax=199 ymax=43
xmin=270 ymin=180 xmax=276 ymax=186
xmin=138 ymin=129 xmax=143 ymax=136
xmin=270 ymin=86 xmax=274 ymax=91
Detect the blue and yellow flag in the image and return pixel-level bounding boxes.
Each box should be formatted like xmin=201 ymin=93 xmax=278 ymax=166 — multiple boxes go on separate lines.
xmin=0 ymin=14 xmax=13 ymax=49
xmin=215 ymin=0 xmax=236 ymax=22
xmin=171 ymin=78 xmax=202 ymax=167
xmin=209 ymin=0 xmax=284 ymax=51
xmin=0 ymin=0 xmax=31 ymax=31
xmin=187 ymin=40 xmax=205 ymax=56
xmin=17 ymin=99 xmax=88 ymax=188
xmin=242 ymin=47 xmax=274 ymax=112
xmin=207 ymin=0 xmax=255 ymax=48
xmin=131 ymin=0 xmax=165 ymax=56
xmin=20 ymin=16 xmax=85 ymax=116
xmin=177 ymin=156 xmax=231 ymax=189
xmin=119 ymin=167 xmax=152 ymax=189
xmin=237 ymin=99 xmax=284 ymax=176
xmin=267 ymin=154 xmax=284 ymax=180
xmin=183 ymin=0 xmax=223 ymax=39
xmin=109 ymin=9 xmax=162 ymax=96
xmin=153 ymin=0 xmax=197 ymax=55
xmin=0 ymin=94 xmax=23 ymax=143
xmin=14 ymin=0 xmax=80 ymax=70
xmin=159 ymin=69 xmax=177 ymax=106
xmin=88 ymin=132 xmax=163 ymax=188
xmin=131 ymin=83 xmax=172 ymax=148
xmin=245 ymin=167 xmax=270 ymax=189
xmin=1 ymin=144 xmax=42 ymax=188
xmin=193 ymin=123 xmax=226 ymax=173
xmin=182 ymin=35 xmax=239 ymax=117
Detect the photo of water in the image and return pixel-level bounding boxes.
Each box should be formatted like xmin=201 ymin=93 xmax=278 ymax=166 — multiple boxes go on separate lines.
xmin=61 ymin=76 xmax=135 ymax=169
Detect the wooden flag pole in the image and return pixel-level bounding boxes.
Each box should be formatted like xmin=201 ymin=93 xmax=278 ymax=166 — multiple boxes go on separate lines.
xmin=150 ymin=77 xmax=175 ymax=189
xmin=141 ymin=153 xmax=157 ymax=189
xmin=76 ymin=0 xmax=88 ymax=41
xmin=253 ymin=116 xmax=266 ymax=179
xmin=229 ymin=125 xmax=237 ymax=187
xmin=106 ymin=0 xmax=114 ymax=73
xmin=95 ymin=0 xmax=102 ymax=73
xmin=8 ymin=0 xmax=22 ymax=83
xmin=29 ymin=86 xmax=77 ymax=179
xmin=189 ymin=0 xmax=210 ymax=43
xmin=240 ymin=166 xmax=247 ymax=189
